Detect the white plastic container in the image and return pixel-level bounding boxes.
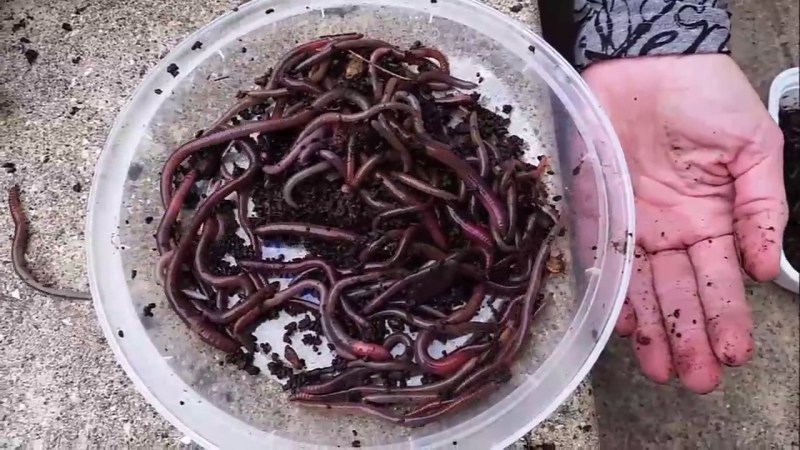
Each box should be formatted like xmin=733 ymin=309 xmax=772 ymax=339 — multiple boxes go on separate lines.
xmin=86 ymin=0 xmax=635 ymax=448
xmin=768 ymin=67 xmax=799 ymax=294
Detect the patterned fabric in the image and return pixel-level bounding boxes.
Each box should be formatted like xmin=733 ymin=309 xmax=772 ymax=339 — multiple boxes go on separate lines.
xmin=574 ymin=0 xmax=732 ymax=69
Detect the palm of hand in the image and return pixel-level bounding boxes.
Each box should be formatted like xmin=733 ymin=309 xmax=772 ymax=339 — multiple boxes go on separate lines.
xmin=584 ymin=55 xmax=787 ymax=393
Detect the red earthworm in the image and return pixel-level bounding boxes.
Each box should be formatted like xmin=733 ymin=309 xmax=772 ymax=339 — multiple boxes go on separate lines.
xmin=350 ymin=154 xmax=388 ymax=190
xmin=280 ymin=77 xmax=324 ymax=95
xmin=317 ymin=150 xmax=346 ymax=175
xmin=236 ymin=188 xmax=259 ymax=252
xmin=295 ymin=38 xmax=396 ymax=72
xmin=6 ymin=186 xmax=91 ymax=300
xmin=284 ymin=345 xmax=304 ymax=370
xmin=414 ymin=305 xmax=449 ymax=320
xmin=469 ymin=111 xmax=491 ymax=178
xmin=340 ymin=280 xmax=396 ymax=300
xmin=360 ymin=254 xmax=462 ymax=315
xmin=444 ymin=205 xmax=493 ymax=250
xmin=409 ymin=47 xmax=450 ymax=73
xmin=160 ymin=111 xmax=313 ymax=207
xmin=416 ymin=71 xmax=477 ymax=90
xmin=155 ymin=250 xmax=173 ymax=286
xmin=505 ymin=182 xmax=519 ymax=240
xmin=369 ymin=307 xmax=439 ymax=329
xmin=369 ymin=47 xmax=405 ymax=100
xmin=401 ymin=381 xmax=501 ymax=427
xmin=265 ymin=33 xmax=363 ymax=89
xmin=300 ymin=367 xmax=374 ymax=395
xmin=390 ymin=172 xmax=458 ymax=201
xmin=238 ymin=87 xmax=291 ymax=100
xmin=363 ymin=392 xmax=441 ymax=405
xmin=342 ymin=357 xmax=481 ymax=404
xmin=371 ymin=201 xmax=432 ymax=231
xmin=271 ymin=97 xmax=288 ymax=119
xmin=358 ymin=228 xmax=404 ymax=262
xmin=265 ymin=102 xmax=414 ymax=177
xmin=420 ymin=138 xmax=508 ymax=232
xmin=203 ymin=282 xmax=280 ymax=325
xmin=344 ymin=134 xmax=357 ymax=187
xmin=291 ymin=400 xmax=404 ymax=425
xmin=309 ymin=58 xmax=332 ymax=84
xmin=156 ymin=170 xmax=197 ymax=255
xmin=207 ymin=88 xmax=291 ymax=132
xmin=383 ymin=332 xmax=414 ymax=360
xmin=484 ymin=139 xmax=502 ymax=161
xmin=490 ymin=221 xmax=517 ymax=254
xmin=324 ymin=272 xmax=405 ymax=361
xmin=163 ymin=88 xmax=375 ymax=205
xmin=434 ymin=93 xmax=476 ymax=105
xmin=361 ymin=226 xmax=419 ymax=270
xmin=390 ymin=90 xmax=421 ymax=114
xmin=444 ymin=284 xmax=486 ymax=325
xmin=380 ymin=77 xmax=400 ymax=103
xmin=371 ymin=119 xmax=412 ymax=172
xmin=162 ymin=141 xmax=260 ymax=353
xmin=357 ymin=189 xmax=394 ymax=211
xmin=282 ymin=161 xmax=333 ymax=208
xmin=238 ymin=258 xmax=340 ymax=284
xmin=414 ymin=328 xmax=491 ymax=376
xmin=347 ymin=359 xmax=418 ymax=372
xmin=254 ymin=222 xmax=359 ymax=243
xmin=296 ymin=139 xmax=330 ymax=166
xmin=454 ymin=227 xmax=557 ymax=394
xmin=379 ymin=174 xmax=448 ymax=249
xmin=192 ymin=217 xmax=256 ymax=294
xmin=507 ymin=254 xmax=534 ymax=284
xmin=232 ymin=279 xmax=325 ymax=334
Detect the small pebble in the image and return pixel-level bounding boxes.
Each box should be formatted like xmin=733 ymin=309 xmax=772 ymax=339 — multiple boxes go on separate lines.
xmin=61 ymin=22 xmax=73 ymax=31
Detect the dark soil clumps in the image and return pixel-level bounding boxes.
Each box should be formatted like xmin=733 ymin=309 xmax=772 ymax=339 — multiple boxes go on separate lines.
xmin=166 ymin=63 xmax=180 ymax=77
xmin=143 ymin=303 xmax=156 ymax=317
xmin=24 ymin=49 xmax=38 ymax=64
xmin=781 ymin=108 xmax=800 ymax=270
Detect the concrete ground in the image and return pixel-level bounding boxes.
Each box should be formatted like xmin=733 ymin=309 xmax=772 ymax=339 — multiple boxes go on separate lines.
xmin=0 ymin=0 xmax=596 ymax=448
xmin=590 ymin=0 xmax=800 ymax=448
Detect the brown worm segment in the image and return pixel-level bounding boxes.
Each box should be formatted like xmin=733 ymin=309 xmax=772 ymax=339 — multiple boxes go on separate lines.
xmin=156 ymin=170 xmax=197 ymax=255
xmin=162 ymin=142 xmax=260 ymax=353
xmin=7 ymin=186 xmax=91 ymax=300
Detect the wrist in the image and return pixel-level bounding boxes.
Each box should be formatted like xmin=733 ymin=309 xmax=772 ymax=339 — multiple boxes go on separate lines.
xmin=574 ymin=0 xmax=731 ymax=70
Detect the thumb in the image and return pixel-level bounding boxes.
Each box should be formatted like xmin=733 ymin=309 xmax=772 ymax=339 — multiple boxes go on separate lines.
xmin=729 ymin=120 xmax=788 ymax=281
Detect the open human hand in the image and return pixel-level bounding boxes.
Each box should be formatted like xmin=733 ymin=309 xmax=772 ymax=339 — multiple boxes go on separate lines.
xmin=584 ymin=54 xmax=788 ymax=393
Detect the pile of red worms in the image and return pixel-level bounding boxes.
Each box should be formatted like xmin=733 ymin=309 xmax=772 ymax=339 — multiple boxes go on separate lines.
xmin=159 ymin=33 xmax=560 ymax=426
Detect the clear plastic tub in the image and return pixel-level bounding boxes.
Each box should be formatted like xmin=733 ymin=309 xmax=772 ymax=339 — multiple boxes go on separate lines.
xmin=86 ymin=0 xmax=635 ymax=448
xmin=768 ymin=67 xmax=799 ymax=294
